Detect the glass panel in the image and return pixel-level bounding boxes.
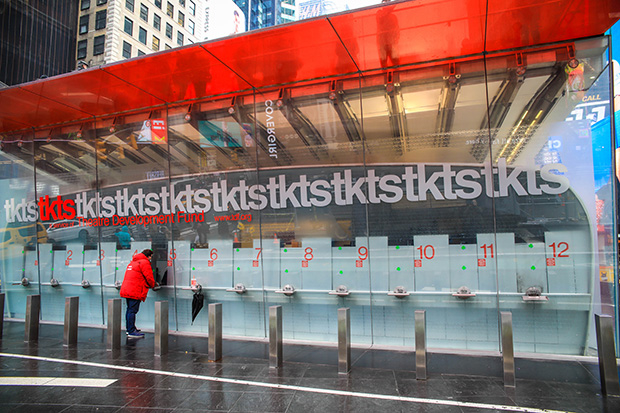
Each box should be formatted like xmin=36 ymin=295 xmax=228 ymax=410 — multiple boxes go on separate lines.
xmin=491 ymin=37 xmax=615 ymax=355
xmin=0 ymin=132 xmax=37 ymax=319
xmin=255 ymin=77 xmax=370 ymax=344
xmin=168 ymin=94 xmax=262 ymax=336
xmin=95 ymin=111 xmax=176 ymax=330
xmin=32 ymin=124 xmax=104 ymax=325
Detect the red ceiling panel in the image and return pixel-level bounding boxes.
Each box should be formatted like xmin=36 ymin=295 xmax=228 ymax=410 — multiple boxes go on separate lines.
xmin=20 ymin=68 xmax=165 ymax=116
xmin=0 ymin=0 xmax=617 ymax=134
xmin=0 ymin=86 xmax=92 ymax=130
xmin=206 ymin=18 xmax=359 ymax=88
xmin=329 ymin=0 xmax=487 ymax=72
xmin=102 ymin=46 xmax=253 ymax=103
xmin=485 ymin=0 xmax=620 ymax=53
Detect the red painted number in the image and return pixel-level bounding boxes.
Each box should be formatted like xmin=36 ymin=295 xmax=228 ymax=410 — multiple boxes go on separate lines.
xmin=480 ymin=244 xmax=494 ymax=259
xmin=416 ymin=245 xmax=435 ymax=260
xmin=304 ymin=247 xmax=314 ymax=261
xmin=358 ymin=246 xmax=368 ymax=261
xmin=210 ymin=249 xmax=218 ymax=260
xmin=549 ymin=242 xmax=569 ymax=258
xmin=169 ymin=249 xmax=177 ymax=260
xmin=255 ymin=248 xmax=262 ymax=260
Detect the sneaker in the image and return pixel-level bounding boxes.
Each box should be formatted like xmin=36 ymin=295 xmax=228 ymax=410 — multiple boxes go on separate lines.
xmin=125 ymin=329 xmax=141 ymax=336
xmin=127 ymin=332 xmax=145 ymax=338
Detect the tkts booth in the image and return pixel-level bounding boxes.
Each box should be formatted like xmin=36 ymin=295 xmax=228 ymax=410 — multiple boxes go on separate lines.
xmin=1 ymin=0 xmax=619 ymax=356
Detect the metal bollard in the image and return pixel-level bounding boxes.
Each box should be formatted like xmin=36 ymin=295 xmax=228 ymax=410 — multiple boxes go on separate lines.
xmin=338 ymin=307 xmax=351 ymax=374
xmin=24 ymin=295 xmax=41 ymax=342
xmin=208 ymin=303 xmax=222 ymax=361
xmin=63 ymin=296 xmax=79 ymax=347
xmin=500 ymin=311 xmax=515 ymax=388
xmin=154 ymin=301 xmax=169 ymax=356
xmin=0 ymin=292 xmax=5 ymax=339
xmin=595 ymin=314 xmax=620 ymax=396
xmin=269 ymin=305 xmax=283 ymax=368
xmin=415 ymin=310 xmax=427 ymax=380
xmin=107 ymin=298 xmax=122 ymax=351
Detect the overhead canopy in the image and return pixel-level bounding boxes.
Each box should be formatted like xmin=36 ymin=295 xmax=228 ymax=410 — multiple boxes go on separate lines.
xmin=0 ymin=0 xmax=617 ymax=134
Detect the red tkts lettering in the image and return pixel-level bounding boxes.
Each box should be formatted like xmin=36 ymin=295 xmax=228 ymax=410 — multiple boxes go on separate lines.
xmin=37 ymin=195 xmax=76 ymax=221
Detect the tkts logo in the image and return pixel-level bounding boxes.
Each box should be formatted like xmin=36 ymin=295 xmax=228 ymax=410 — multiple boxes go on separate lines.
xmin=37 ymin=195 xmax=76 ymax=221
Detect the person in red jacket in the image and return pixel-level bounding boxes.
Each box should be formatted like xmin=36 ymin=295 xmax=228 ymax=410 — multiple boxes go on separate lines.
xmin=120 ymin=249 xmax=155 ymax=338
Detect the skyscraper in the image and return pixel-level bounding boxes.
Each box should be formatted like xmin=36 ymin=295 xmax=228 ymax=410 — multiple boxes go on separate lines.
xmin=0 ymin=0 xmax=78 ymax=86
xmin=233 ymin=0 xmax=296 ymax=31
xmin=76 ymin=0 xmax=203 ymax=68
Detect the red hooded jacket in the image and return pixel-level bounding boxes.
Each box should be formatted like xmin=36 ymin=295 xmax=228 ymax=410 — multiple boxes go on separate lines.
xmin=120 ymin=253 xmax=155 ymax=301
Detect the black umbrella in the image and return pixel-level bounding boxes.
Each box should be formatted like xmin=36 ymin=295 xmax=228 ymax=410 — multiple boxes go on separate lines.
xmin=191 ymin=290 xmax=204 ymax=324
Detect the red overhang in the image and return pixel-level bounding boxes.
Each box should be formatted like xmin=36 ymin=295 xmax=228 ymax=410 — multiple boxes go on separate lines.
xmin=0 ymin=0 xmax=618 ymax=134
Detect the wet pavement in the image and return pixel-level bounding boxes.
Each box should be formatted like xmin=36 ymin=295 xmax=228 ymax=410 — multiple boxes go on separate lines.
xmin=0 ymin=321 xmax=619 ymax=412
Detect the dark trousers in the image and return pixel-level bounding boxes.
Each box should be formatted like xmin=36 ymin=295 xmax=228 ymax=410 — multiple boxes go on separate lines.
xmin=126 ymin=298 xmax=141 ymax=334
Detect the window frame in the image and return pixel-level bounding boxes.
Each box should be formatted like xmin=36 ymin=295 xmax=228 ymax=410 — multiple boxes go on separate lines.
xmin=81 ymin=0 xmax=91 ymax=11
xmin=178 ymin=11 xmax=184 ymax=27
xmin=79 ymin=15 xmax=89 ymax=35
xmin=126 ymin=0 xmax=134 ymax=12
xmin=154 ymin=14 xmax=161 ymax=31
xmin=140 ymin=3 xmax=148 ymax=22
xmin=77 ymin=39 xmax=88 ymax=59
xmin=139 ymin=27 xmax=147 ymax=44
xmin=124 ymin=17 xmax=134 ymax=36
xmin=93 ymin=35 xmax=105 ymax=56
xmin=122 ymin=41 xmax=132 ymax=59
xmin=95 ymin=10 xmax=107 ymax=30
xmin=167 ymin=2 xmax=174 ymax=18
xmin=177 ymin=31 xmax=183 ymax=46
xmin=165 ymin=23 xmax=173 ymax=39
xmin=152 ymin=36 xmax=160 ymax=51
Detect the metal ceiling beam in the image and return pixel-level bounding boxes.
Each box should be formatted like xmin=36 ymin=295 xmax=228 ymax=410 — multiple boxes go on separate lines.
xmin=385 ymin=71 xmax=408 ymax=156
xmin=434 ymin=64 xmax=460 ymax=148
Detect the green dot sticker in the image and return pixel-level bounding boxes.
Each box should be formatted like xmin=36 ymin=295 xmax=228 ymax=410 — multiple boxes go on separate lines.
xmin=83 ymin=268 xmax=85 ymax=271
xmin=397 ymin=267 xmax=401 ymax=271
xmin=50 ymin=250 xmax=53 ymax=253
xmin=51 ymin=268 xmax=54 ymax=271
xmin=115 ymin=267 xmax=119 ymax=270
xmin=116 ymin=249 xmax=118 ymax=252
xmin=396 ymin=246 xmax=400 ymax=250
xmin=338 ymin=247 xmax=342 ymax=250
xmin=237 ymin=267 xmax=240 ymax=271
xmin=22 ymin=269 xmax=25 ymax=271
xmin=191 ymin=248 xmax=194 ymax=252
xmin=339 ymin=270 xmax=343 ymax=274
xmin=22 ymin=250 xmax=25 ymax=254
xmin=462 ymin=265 xmax=467 ymax=270
xmin=236 ymin=248 xmax=240 ymax=252
xmin=285 ymin=269 xmax=289 ymax=273
xmin=82 ymin=251 xmax=85 ymax=254
xmin=192 ymin=267 xmax=195 ymax=271
xmin=528 ymin=244 xmax=533 ymax=248
xmin=461 ymin=246 xmax=466 ymax=250
xmin=284 ymin=249 xmax=288 ymax=253
xmin=531 ymin=265 xmax=536 ymax=270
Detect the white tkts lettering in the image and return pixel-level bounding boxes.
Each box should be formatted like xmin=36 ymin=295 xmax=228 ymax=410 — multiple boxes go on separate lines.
xmin=3 ymin=159 xmax=571 ymax=223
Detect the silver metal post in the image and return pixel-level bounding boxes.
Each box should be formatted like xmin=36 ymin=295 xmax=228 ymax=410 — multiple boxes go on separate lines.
xmin=24 ymin=295 xmax=40 ymax=342
xmin=0 ymin=292 xmax=5 ymax=339
xmin=500 ymin=311 xmax=515 ymax=388
xmin=595 ymin=314 xmax=620 ymax=395
xmin=154 ymin=301 xmax=169 ymax=356
xmin=338 ymin=307 xmax=351 ymax=374
xmin=107 ymin=298 xmax=122 ymax=351
xmin=269 ymin=305 xmax=283 ymax=368
xmin=63 ymin=296 xmax=79 ymax=347
xmin=415 ymin=310 xmax=427 ymax=380
xmin=208 ymin=303 xmax=222 ymax=361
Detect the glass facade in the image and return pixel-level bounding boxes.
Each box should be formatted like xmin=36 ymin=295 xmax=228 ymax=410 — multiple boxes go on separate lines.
xmin=0 ymin=17 xmax=617 ymax=357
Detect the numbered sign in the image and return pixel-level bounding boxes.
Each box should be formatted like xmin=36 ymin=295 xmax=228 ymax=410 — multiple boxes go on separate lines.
xmin=545 ymin=231 xmax=588 ymax=293
xmin=232 ymin=244 xmax=261 ymax=288
xmin=515 ymin=242 xmax=547 ymax=294
xmin=413 ymin=235 xmax=449 ymax=291
xmin=99 ymin=242 xmax=117 ymax=286
xmin=301 ymin=238 xmax=331 ymax=290
xmin=449 ymin=243 xmax=478 ymax=291
xmin=280 ymin=245 xmax=303 ymax=289
xmin=260 ymin=238 xmax=281 ymax=289
xmin=52 ymin=243 xmax=83 ymax=284
xmin=204 ymin=240 xmax=233 ymax=288
xmin=367 ymin=237 xmax=388 ymax=291
xmin=476 ymin=233 xmax=517 ymax=292
xmin=388 ymin=244 xmax=414 ymax=292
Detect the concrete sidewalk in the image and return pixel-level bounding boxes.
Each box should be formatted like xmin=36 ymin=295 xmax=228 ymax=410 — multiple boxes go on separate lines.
xmin=0 ymin=321 xmax=619 ymax=412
